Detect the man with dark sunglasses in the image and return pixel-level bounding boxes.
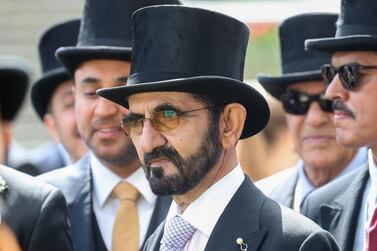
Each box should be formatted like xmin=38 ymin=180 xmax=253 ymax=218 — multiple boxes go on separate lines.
xmin=301 ymin=0 xmax=377 ymax=250
xmin=257 ymin=13 xmax=366 ymax=213
xmin=98 ymin=6 xmax=339 ymax=251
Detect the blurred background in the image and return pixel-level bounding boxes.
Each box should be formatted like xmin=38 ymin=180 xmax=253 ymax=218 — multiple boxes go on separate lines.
xmin=0 ymin=0 xmax=340 ymax=177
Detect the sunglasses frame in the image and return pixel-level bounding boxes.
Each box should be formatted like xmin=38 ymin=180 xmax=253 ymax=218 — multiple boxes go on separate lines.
xmin=121 ymin=106 xmax=214 ymax=137
xmin=280 ymin=90 xmax=333 ymax=115
xmin=321 ymin=63 xmax=377 ymax=90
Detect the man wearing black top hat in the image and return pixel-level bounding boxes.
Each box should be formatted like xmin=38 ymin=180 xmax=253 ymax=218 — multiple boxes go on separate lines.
xmin=39 ymin=1 xmax=180 ymax=251
xmin=0 ymin=56 xmax=73 ymax=251
xmin=256 ymin=13 xmax=366 ymax=212
xmin=300 ymin=0 xmax=377 ymax=250
xmin=98 ymin=5 xmax=339 ymax=251
xmin=30 ymin=19 xmax=87 ymax=173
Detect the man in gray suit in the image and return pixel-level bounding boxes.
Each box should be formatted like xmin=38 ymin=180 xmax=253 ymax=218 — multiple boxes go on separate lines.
xmin=98 ymin=5 xmax=339 ymax=251
xmin=256 ymin=13 xmax=367 ymax=212
xmin=39 ymin=0 xmax=180 ymax=251
xmin=301 ymin=0 xmax=377 ymax=250
xmin=0 ymin=56 xmax=73 ymax=251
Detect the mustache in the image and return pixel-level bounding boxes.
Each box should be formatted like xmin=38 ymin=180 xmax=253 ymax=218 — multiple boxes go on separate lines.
xmin=332 ymin=100 xmax=355 ymax=118
xmin=144 ymin=146 xmax=181 ymax=167
xmin=91 ymin=118 xmax=121 ymax=129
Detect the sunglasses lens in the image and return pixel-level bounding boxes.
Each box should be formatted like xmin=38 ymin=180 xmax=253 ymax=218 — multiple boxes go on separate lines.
xmin=280 ymin=92 xmax=309 ymax=115
xmin=121 ymin=118 xmax=143 ymax=137
xmin=339 ymin=64 xmax=358 ymax=90
xmin=152 ymin=110 xmax=180 ymax=132
xmin=321 ymin=65 xmax=336 ymax=86
xmin=318 ymin=94 xmax=333 ymax=112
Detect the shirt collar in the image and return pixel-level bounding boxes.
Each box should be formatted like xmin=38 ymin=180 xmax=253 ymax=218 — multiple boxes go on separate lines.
xmin=368 ymin=149 xmax=377 ymax=210
xmin=339 ymin=147 xmax=368 ymax=176
xmin=90 ymin=153 xmax=156 ymax=208
xmin=165 ymin=165 xmax=244 ymax=236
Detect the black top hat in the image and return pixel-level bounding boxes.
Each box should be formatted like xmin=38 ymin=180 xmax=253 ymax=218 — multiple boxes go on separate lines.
xmin=31 ymin=19 xmax=80 ymax=120
xmin=0 ymin=57 xmax=30 ymax=121
xmin=98 ymin=5 xmax=270 ymax=139
xmin=257 ymin=13 xmax=338 ymax=100
xmin=306 ymin=0 xmax=377 ymax=52
xmin=56 ymin=0 xmax=181 ymax=76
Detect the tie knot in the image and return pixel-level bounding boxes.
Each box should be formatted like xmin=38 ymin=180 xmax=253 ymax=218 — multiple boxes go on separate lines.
xmin=160 ymin=215 xmax=196 ymax=250
xmin=113 ymin=182 xmax=139 ymax=201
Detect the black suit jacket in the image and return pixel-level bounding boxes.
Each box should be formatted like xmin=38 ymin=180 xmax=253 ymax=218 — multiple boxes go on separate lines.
xmin=143 ymin=176 xmax=339 ymax=251
xmin=39 ymin=154 xmax=171 ymax=251
xmin=302 ymin=164 xmax=369 ymax=251
xmin=0 ymin=166 xmax=73 ymax=251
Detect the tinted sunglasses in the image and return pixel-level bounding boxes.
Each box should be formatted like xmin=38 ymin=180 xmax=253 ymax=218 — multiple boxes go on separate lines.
xmin=280 ymin=90 xmax=333 ymax=115
xmin=321 ymin=63 xmax=377 ymax=90
xmin=121 ymin=106 xmax=214 ymax=137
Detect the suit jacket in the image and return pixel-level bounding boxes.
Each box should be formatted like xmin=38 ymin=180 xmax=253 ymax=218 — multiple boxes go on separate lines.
xmin=38 ymin=154 xmax=172 ymax=251
xmin=255 ymin=167 xmax=298 ymax=208
xmin=0 ymin=166 xmax=73 ymax=251
xmin=143 ymin=176 xmax=339 ymax=251
xmin=302 ymin=164 xmax=369 ymax=251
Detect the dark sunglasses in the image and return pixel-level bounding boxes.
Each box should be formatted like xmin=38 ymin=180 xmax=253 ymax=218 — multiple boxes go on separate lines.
xmin=121 ymin=106 xmax=214 ymax=137
xmin=280 ymin=90 xmax=333 ymax=115
xmin=321 ymin=63 xmax=377 ymax=90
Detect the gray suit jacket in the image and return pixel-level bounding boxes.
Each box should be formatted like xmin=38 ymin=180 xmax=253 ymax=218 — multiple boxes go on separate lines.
xmin=0 ymin=166 xmax=73 ymax=251
xmin=302 ymin=164 xmax=369 ymax=251
xmin=38 ymin=154 xmax=171 ymax=251
xmin=143 ymin=176 xmax=339 ymax=251
xmin=255 ymin=167 xmax=298 ymax=208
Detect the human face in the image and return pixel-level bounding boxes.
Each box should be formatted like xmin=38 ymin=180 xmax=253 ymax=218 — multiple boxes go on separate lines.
xmin=126 ymin=92 xmax=222 ymax=195
xmin=74 ymin=60 xmax=138 ymax=167
xmin=45 ymin=80 xmax=87 ymax=162
xmin=285 ymin=81 xmax=356 ymax=171
xmin=326 ymin=51 xmax=377 ymax=150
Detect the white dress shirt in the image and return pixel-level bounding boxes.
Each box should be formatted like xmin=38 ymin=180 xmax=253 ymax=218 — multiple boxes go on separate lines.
xmin=90 ymin=153 xmax=157 ymax=250
xmin=293 ymin=147 xmax=368 ymax=212
xmin=163 ymin=165 xmax=244 ymax=251
xmin=353 ymin=149 xmax=377 ymax=251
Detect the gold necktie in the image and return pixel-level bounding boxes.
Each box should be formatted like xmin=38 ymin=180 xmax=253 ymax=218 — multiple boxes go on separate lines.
xmin=112 ymin=182 xmax=139 ymax=251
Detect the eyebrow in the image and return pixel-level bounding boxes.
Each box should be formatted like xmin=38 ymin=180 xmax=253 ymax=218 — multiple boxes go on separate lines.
xmin=123 ymin=112 xmax=144 ymax=121
xmin=79 ymin=76 xmax=128 ymax=85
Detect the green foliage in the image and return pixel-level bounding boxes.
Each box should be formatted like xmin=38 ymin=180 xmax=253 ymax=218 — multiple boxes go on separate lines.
xmin=244 ymin=26 xmax=281 ymax=80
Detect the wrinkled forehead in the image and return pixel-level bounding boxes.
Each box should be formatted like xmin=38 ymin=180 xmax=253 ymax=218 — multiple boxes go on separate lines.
xmin=127 ymin=91 xmax=201 ymax=113
xmin=286 ymin=80 xmax=326 ymax=94
xmin=332 ymin=51 xmax=377 ymax=66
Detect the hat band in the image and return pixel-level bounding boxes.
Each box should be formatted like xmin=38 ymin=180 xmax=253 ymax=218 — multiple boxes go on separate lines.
xmin=336 ymin=24 xmax=377 ymax=37
xmin=128 ymin=71 xmax=202 ymax=85
xmin=282 ymin=56 xmax=330 ymax=74
xmin=77 ymin=38 xmax=131 ymax=47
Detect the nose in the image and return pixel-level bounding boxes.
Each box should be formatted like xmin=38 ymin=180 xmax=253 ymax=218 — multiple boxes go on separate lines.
xmin=325 ymin=75 xmax=349 ymax=102
xmin=138 ymin=119 xmax=167 ymax=154
xmin=305 ymin=101 xmax=329 ymax=127
xmin=95 ymin=96 xmax=119 ymax=117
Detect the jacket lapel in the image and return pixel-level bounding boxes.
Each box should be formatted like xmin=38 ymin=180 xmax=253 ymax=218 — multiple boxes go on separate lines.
xmin=320 ymin=164 xmax=369 ymax=251
xmin=279 ymin=169 xmax=298 ymax=208
xmin=68 ymin=157 xmax=96 ymax=251
xmin=141 ymin=195 xmax=172 ymax=250
xmin=204 ymin=177 xmax=268 ymax=251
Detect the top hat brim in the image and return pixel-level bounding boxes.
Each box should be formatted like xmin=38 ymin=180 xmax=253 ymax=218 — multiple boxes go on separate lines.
xmin=97 ymin=76 xmax=270 ymax=139
xmin=31 ymin=68 xmax=71 ymax=120
xmin=306 ymin=35 xmax=377 ymax=53
xmin=56 ymin=46 xmax=132 ymax=77
xmin=257 ymin=70 xmax=322 ymax=100
xmin=0 ymin=68 xmax=29 ymax=121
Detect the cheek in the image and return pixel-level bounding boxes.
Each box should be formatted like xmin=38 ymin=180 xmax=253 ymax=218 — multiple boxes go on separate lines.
xmin=286 ymin=116 xmax=303 ymax=146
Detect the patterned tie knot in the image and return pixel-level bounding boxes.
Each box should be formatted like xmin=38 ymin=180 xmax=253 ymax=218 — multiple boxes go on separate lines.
xmin=113 ymin=182 xmax=139 ymax=202
xmin=160 ymin=215 xmax=196 ymax=251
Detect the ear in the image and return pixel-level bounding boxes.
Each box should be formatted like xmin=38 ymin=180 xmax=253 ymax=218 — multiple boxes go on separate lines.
xmin=43 ymin=113 xmax=61 ymax=143
xmin=219 ymin=103 xmax=247 ymax=149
